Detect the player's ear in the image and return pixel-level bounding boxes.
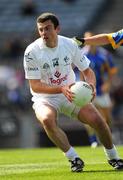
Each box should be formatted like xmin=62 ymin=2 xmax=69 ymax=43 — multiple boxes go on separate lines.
xmin=56 ymin=25 xmax=60 ymax=33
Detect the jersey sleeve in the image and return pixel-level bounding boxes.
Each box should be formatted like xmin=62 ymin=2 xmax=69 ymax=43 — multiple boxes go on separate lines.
xmin=72 ymin=41 xmax=90 ymax=71
xmin=107 ymin=29 xmax=123 ymax=49
xmin=23 ymin=47 xmax=41 ymax=79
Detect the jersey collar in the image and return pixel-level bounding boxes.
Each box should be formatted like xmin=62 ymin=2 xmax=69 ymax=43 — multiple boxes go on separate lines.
xmin=39 ymin=36 xmax=63 ymax=49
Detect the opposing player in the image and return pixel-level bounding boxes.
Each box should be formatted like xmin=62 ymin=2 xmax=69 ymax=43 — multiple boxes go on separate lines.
xmin=74 ymin=29 xmax=123 ymax=49
xmin=74 ymin=31 xmax=118 ymax=147
xmin=23 ymin=12 xmax=123 ymax=172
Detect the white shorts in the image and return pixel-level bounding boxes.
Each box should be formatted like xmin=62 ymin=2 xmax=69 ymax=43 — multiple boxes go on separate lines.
xmin=93 ymin=93 xmax=112 ymax=108
xmin=32 ymin=94 xmax=80 ymax=119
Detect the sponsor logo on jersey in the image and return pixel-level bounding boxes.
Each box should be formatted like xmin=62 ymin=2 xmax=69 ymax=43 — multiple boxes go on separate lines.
xmin=54 ymin=71 xmax=61 ymax=78
xmin=27 ymin=67 xmax=39 ymax=71
xmin=49 ymin=74 xmax=67 ymax=85
xmin=52 ymin=58 xmax=59 ymax=67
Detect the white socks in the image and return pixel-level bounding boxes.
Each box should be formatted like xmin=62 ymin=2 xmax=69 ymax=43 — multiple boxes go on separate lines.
xmin=65 ymin=147 xmax=79 ymax=161
xmin=104 ymin=145 xmax=120 ymax=160
xmin=65 ymin=145 xmax=120 ymax=161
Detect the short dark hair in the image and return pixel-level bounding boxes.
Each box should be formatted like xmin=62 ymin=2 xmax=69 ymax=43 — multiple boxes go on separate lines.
xmin=37 ymin=12 xmax=59 ymax=29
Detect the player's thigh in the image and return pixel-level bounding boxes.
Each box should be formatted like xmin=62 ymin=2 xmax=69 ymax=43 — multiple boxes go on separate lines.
xmin=78 ymin=103 xmax=105 ymax=128
xmin=35 ymin=104 xmax=57 ymax=125
xmin=97 ymin=106 xmax=112 ymax=124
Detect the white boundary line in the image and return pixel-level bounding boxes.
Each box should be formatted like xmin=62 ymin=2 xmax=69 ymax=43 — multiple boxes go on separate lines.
xmin=0 ymin=162 xmax=107 ymax=175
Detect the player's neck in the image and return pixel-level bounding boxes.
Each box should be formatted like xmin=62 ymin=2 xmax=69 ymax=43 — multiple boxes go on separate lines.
xmin=46 ymin=36 xmax=58 ymax=48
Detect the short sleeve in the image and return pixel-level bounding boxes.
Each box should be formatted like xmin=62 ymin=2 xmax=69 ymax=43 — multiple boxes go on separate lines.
xmin=72 ymin=42 xmax=90 ymax=71
xmin=107 ymin=29 xmax=123 ymax=49
xmin=23 ymin=48 xmax=41 ymax=79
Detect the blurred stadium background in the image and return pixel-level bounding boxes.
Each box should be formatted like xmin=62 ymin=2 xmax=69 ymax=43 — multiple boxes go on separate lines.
xmin=0 ymin=0 xmax=123 ymax=149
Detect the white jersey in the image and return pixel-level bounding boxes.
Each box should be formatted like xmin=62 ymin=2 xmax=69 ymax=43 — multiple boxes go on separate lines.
xmin=24 ymin=35 xmax=90 ymax=100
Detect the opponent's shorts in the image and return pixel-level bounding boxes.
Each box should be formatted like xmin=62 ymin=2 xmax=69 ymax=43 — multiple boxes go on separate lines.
xmin=93 ymin=93 xmax=112 ymax=108
xmin=32 ymin=94 xmax=81 ymax=119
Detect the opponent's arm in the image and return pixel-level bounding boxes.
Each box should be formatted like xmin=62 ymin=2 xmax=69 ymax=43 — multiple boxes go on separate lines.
xmin=74 ymin=34 xmax=110 ymax=47
xmin=74 ymin=29 xmax=123 ymax=48
xmin=84 ymin=34 xmax=110 ymax=46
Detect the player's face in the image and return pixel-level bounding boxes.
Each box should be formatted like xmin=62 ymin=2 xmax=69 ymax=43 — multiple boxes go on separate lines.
xmin=37 ymin=20 xmax=60 ymax=48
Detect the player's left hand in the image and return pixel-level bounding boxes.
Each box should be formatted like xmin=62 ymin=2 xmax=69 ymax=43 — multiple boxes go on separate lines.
xmin=89 ymin=83 xmax=96 ymax=102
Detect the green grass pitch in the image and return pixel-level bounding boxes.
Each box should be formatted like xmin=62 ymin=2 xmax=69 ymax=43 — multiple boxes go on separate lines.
xmin=0 ymin=146 xmax=123 ymax=180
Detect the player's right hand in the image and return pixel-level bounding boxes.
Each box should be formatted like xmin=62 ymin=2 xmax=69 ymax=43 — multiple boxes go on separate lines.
xmin=61 ymin=85 xmax=75 ymax=102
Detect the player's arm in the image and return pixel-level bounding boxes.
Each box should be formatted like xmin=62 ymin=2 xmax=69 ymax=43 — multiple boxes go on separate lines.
xmin=29 ymin=79 xmax=74 ymax=102
xmin=29 ymin=79 xmax=62 ymax=94
xmin=81 ymin=67 xmax=96 ymax=98
xmin=82 ymin=68 xmax=96 ymax=87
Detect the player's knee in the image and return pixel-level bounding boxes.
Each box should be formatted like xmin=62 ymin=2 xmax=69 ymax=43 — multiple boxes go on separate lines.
xmin=42 ymin=117 xmax=56 ymax=131
xmin=42 ymin=117 xmax=51 ymax=127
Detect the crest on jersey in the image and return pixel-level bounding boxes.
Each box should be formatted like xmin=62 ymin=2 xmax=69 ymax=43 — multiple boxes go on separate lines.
xmin=64 ymin=56 xmax=70 ymax=65
xmin=52 ymin=58 xmax=59 ymax=67
xmin=43 ymin=63 xmax=50 ymax=69
xmin=54 ymin=71 xmax=61 ymax=78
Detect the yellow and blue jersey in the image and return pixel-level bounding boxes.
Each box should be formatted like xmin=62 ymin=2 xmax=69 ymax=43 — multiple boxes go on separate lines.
xmin=108 ymin=29 xmax=123 ymax=49
xmin=74 ymin=46 xmax=117 ymax=96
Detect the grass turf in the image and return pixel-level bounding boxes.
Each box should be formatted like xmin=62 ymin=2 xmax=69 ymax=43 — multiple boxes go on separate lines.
xmin=0 ymin=146 xmax=123 ymax=179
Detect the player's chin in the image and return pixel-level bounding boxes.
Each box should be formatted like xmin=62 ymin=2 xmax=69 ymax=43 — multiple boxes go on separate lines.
xmin=44 ymin=39 xmax=50 ymax=46
xmin=43 ymin=38 xmax=47 ymax=43
xmin=43 ymin=37 xmax=48 ymax=42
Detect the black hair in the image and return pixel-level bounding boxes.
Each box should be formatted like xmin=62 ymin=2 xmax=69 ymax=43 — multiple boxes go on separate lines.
xmin=37 ymin=12 xmax=59 ymax=29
